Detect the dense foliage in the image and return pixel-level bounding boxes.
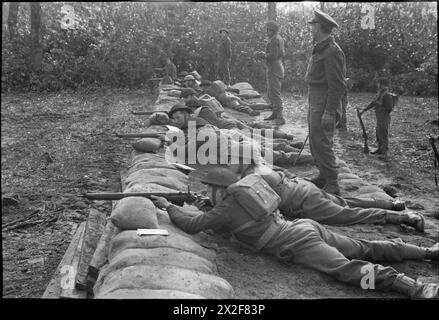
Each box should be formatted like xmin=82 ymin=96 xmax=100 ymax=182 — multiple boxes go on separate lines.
xmin=2 ymin=2 xmax=437 ymax=95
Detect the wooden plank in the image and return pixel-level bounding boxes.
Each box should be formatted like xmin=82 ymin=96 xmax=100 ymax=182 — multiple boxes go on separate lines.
xmin=86 ymin=219 xmax=119 ymax=292
xmin=60 ymin=222 xmax=87 ymax=299
xmin=74 ymin=209 xmax=106 ymax=291
xmin=42 ymin=222 xmax=86 ymax=298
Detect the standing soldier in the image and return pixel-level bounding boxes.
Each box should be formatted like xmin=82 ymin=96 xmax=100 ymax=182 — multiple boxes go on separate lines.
xmin=360 ymin=77 xmax=398 ymax=161
xmin=218 ymin=28 xmax=232 ymax=86
xmin=163 ymin=57 xmax=177 ymax=83
xmin=255 ymin=21 xmax=286 ymax=125
xmin=305 ymin=9 xmax=347 ymax=195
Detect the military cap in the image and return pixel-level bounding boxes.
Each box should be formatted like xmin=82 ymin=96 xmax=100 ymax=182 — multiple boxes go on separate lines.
xmin=183 ymin=75 xmax=196 ymax=81
xmin=168 ymin=104 xmax=192 ymax=118
xmin=200 ymin=168 xmax=239 ymax=187
xmin=219 ymin=28 xmax=229 ymax=34
xmin=265 ymin=21 xmax=280 ymax=32
xmin=308 ymin=9 xmax=339 ymax=29
xmin=180 ymin=88 xmax=197 ymax=98
xmin=185 ymin=98 xmax=204 ymax=108
xmin=200 ymin=79 xmax=212 ymax=87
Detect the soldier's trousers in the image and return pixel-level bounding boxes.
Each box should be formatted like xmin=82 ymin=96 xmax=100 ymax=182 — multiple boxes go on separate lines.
xmin=308 ymin=85 xmax=339 ymax=181
xmin=277 ymin=178 xmax=392 ymax=226
xmin=218 ymin=60 xmax=231 ymax=86
xmin=218 ymin=94 xmax=256 ymax=115
xmin=376 ymin=112 xmax=391 ymax=153
xmin=263 ymin=218 xmax=426 ymax=291
xmin=266 ymin=62 xmax=283 ymax=110
xmin=336 ymin=91 xmax=348 ymax=129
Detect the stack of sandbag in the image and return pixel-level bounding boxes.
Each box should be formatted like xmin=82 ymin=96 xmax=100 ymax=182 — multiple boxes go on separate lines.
xmin=231 ymin=82 xmax=262 ymax=99
xmin=93 ymin=114 xmax=234 ymax=299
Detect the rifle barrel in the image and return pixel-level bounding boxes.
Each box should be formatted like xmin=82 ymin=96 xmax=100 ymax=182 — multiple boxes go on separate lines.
xmin=115 ymin=133 xmax=164 ymax=139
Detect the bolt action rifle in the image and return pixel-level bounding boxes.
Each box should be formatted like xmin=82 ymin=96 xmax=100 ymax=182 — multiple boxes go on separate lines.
xmin=429 ymin=135 xmax=439 ymax=186
xmin=356 ymin=107 xmax=369 ymax=154
xmin=84 ymin=188 xmax=212 ymax=208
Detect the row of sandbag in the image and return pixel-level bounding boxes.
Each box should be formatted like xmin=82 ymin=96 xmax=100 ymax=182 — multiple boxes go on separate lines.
xmin=93 ymin=150 xmax=234 ymax=299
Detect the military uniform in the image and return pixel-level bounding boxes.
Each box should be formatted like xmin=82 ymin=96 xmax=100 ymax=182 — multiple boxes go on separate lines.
xmin=238 ymin=165 xmax=423 ymax=230
xmin=164 ymin=183 xmax=430 ymax=296
xmin=305 ymin=10 xmax=347 ymax=192
xmin=363 ymin=87 xmax=395 ymax=155
xmin=263 ymin=21 xmax=285 ymax=123
xmin=218 ymin=29 xmax=232 ymax=85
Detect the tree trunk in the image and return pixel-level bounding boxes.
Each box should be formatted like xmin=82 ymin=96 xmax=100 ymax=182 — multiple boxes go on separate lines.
xmin=7 ymin=2 xmax=20 ymax=43
xmin=320 ymin=2 xmax=325 ymax=11
xmin=267 ymin=2 xmax=276 ymax=21
xmin=30 ymin=2 xmax=43 ymax=72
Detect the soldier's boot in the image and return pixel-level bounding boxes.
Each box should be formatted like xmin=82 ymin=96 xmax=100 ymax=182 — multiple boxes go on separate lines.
xmin=371 ymin=149 xmax=382 ymax=155
xmin=385 ymin=211 xmax=425 ymax=232
xmin=275 ymin=108 xmax=286 ymax=125
xmin=378 ymin=152 xmax=389 ymax=161
xmin=290 ymin=141 xmax=304 ymax=149
xmin=323 ymin=180 xmax=341 ymax=196
xmin=391 ymin=274 xmax=439 ymax=299
xmin=264 ymin=105 xmax=276 ymax=120
xmin=425 ymin=243 xmax=439 ymax=261
xmin=391 ymin=200 xmax=406 ymax=211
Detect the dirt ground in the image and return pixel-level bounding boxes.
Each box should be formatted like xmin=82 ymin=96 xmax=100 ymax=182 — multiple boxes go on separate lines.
xmin=1 ymin=89 xmax=438 ymax=298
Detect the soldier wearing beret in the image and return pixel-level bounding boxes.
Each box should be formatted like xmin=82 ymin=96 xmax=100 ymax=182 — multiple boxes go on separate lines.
xmin=255 ymin=21 xmax=286 ymax=125
xmin=305 ymin=9 xmax=347 ymax=195
xmin=218 ymin=28 xmax=232 ymax=86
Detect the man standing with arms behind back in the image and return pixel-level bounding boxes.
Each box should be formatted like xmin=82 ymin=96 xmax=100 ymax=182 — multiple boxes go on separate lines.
xmin=218 ymin=28 xmax=232 ymax=86
xmin=305 ymin=9 xmax=347 ymax=195
xmin=255 ymin=21 xmax=286 ymax=125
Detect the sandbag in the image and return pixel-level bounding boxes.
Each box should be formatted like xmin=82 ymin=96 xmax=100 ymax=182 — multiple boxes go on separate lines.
xmin=125 ymin=168 xmax=188 ymax=183
xmin=211 ymin=80 xmax=227 ymax=96
xmin=149 ymin=112 xmax=170 ymax=126
xmin=167 ymin=90 xmax=182 ymax=97
xmin=125 ymin=182 xmax=182 ymax=193
xmin=108 ymin=230 xmax=216 ymax=262
xmin=96 ymin=288 xmax=205 ymax=299
xmin=131 ymin=151 xmax=166 ymax=165
xmin=238 ymin=90 xmax=262 ymax=99
xmin=110 ymin=197 xmax=159 ymax=230
xmin=95 ymin=264 xmax=234 ymax=299
xmin=106 ymin=248 xmax=216 ymax=276
xmin=127 ymin=160 xmax=177 ymax=174
xmin=231 ymin=82 xmax=253 ymax=91
xmin=125 ymin=170 xmax=188 ymax=191
xmin=131 ymin=138 xmax=162 ymax=153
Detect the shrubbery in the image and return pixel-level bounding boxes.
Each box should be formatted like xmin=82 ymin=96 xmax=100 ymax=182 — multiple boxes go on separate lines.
xmin=1 ymin=2 xmax=437 ymax=96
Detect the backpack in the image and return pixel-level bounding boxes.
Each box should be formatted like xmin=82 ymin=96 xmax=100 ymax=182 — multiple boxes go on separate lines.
xmin=226 ymin=174 xmax=281 ymax=221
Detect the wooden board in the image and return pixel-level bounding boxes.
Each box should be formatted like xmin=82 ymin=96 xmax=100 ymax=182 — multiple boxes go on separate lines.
xmin=60 ymin=222 xmax=88 ymax=299
xmin=75 ymin=209 xmax=107 ymax=291
xmin=42 ymin=222 xmax=86 ymax=298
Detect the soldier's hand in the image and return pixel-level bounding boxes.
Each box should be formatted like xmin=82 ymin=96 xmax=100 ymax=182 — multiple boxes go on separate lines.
xmin=150 ymin=195 xmax=171 ymax=209
xmin=321 ymin=113 xmax=335 ymax=131
xmin=192 ymin=199 xmax=206 ymax=210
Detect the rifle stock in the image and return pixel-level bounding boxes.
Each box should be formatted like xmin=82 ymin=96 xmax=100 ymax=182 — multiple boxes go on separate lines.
xmin=84 ymin=192 xmax=212 ymax=207
xmin=356 ymin=107 xmax=369 ymax=154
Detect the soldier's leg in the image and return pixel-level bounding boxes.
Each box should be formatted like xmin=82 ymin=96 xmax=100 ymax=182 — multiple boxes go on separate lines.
xmin=275 ymin=220 xmax=414 ymax=292
xmin=381 ymin=114 xmax=390 ymax=154
xmin=224 ymin=62 xmax=231 ymax=86
xmin=264 ymin=71 xmax=277 ymax=120
xmin=376 ymin=116 xmax=385 ymax=153
xmin=309 ymin=110 xmax=339 ymax=182
xmin=289 ymin=180 xmax=388 ymax=225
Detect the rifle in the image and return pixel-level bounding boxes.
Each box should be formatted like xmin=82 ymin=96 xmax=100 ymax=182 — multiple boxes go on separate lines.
xmin=131 ymin=110 xmax=169 ymax=116
xmin=84 ymin=190 xmax=213 ymax=208
xmin=356 ymin=107 xmax=369 ymax=154
xmin=131 ymin=111 xmax=155 ymax=116
xmin=429 ymin=135 xmax=439 ymax=186
xmin=115 ymin=132 xmax=169 ymax=141
xmin=293 ymin=133 xmax=309 ymax=166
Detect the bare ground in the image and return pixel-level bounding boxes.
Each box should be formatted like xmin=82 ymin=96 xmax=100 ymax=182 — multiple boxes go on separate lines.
xmin=1 ymin=89 xmax=438 ymax=298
